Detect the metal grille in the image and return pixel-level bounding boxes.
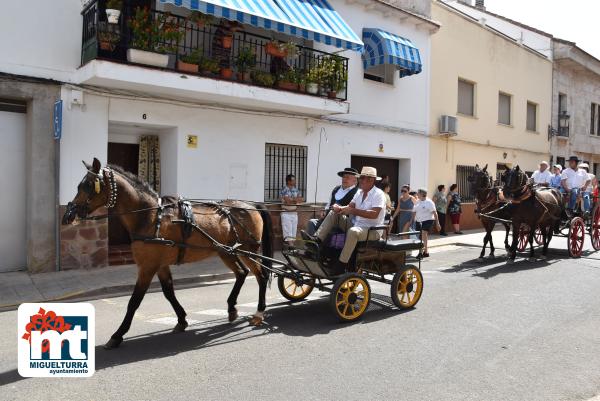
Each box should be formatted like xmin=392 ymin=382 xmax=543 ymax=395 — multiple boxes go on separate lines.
xmin=456 ymin=165 xmax=476 ymax=202
xmin=264 ymin=143 xmax=307 ymax=202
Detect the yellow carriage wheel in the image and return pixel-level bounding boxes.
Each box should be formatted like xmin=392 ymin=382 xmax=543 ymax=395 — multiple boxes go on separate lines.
xmin=391 ymin=265 xmax=424 ymax=309
xmin=277 ymin=275 xmax=315 ymax=302
xmin=330 ymin=273 xmax=371 ymax=322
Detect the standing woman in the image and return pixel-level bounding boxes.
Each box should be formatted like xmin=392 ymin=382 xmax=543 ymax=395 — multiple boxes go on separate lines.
xmin=448 ymin=184 xmax=463 ymax=234
xmin=390 ymin=185 xmax=415 ymax=236
xmin=383 ymin=183 xmax=393 ymax=222
xmin=432 ymin=184 xmax=448 ymax=236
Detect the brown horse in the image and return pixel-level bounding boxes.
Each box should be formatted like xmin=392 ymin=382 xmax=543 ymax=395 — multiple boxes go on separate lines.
xmin=62 ymin=158 xmax=273 ymax=349
xmin=469 ymin=164 xmax=510 ymax=259
xmin=502 ymin=165 xmax=561 ymax=262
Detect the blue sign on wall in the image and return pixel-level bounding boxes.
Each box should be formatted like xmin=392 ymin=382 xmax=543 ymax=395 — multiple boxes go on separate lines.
xmin=53 ymin=100 xmax=62 ymax=140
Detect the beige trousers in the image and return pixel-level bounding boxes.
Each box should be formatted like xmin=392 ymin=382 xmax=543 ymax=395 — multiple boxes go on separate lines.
xmin=315 ymin=212 xmax=381 ymax=263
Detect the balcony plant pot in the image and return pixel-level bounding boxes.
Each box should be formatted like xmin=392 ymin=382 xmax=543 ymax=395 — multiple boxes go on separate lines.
xmin=327 ymin=90 xmax=337 ymax=99
xmin=266 ymin=42 xmax=287 ymax=58
xmin=177 ymin=60 xmax=199 ymax=73
xmin=127 ymin=49 xmax=169 ymax=67
xmin=222 ymin=35 xmax=233 ymax=49
xmin=99 ymin=41 xmax=115 ymax=51
xmin=277 ymin=81 xmax=297 ymax=91
xmin=237 ymin=72 xmax=251 ymax=83
xmin=298 ymin=83 xmax=306 ymax=93
xmin=106 ymin=9 xmax=121 ymax=24
xmin=220 ymin=67 xmax=234 ymax=79
xmin=306 ymin=83 xmax=319 ymax=94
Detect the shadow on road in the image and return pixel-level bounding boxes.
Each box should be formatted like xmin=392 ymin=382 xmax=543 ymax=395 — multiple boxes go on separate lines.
xmin=0 ymin=293 xmax=414 ymax=385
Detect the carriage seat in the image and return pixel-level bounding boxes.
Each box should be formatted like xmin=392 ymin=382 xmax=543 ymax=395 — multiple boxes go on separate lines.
xmin=358 ymin=238 xmax=423 ymax=252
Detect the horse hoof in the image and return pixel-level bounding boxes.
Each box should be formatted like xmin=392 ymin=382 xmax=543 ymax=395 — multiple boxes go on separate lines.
xmin=478 ymin=256 xmax=485 ymax=262
xmin=539 ymin=255 xmax=547 ymax=260
xmin=249 ymin=316 xmax=263 ymax=326
xmin=527 ymin=257 xmax=537 ymax=262
xmin=488 ymin=254 xmax=495 ymax=259
xmin=172 ymin=321 xmax=188 ymax=333
xmin=505 ymin=259 xmax=515 ymax=265
xmin=103 ymin=337 xmax=122 ymax=350
xmin=228 ymin=310 xmax=238 ymax=323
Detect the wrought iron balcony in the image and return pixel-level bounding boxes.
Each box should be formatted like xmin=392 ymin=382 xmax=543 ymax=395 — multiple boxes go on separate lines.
xmin=557 ymin=126 xmax=569 ymax=137
xmin=81 ymin=1 xmax=349 ymax=101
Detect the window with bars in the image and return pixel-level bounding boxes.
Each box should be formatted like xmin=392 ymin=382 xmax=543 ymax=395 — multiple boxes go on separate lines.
xmin=264 ymin=143 xmax=308 ymax=202
xmin=456 ymin=165 xmax=476 ymax=202
xmin=591 ymin=103 xmax=600 ymax=136
xmin=556 ymin=157 xmax=566 ymax=169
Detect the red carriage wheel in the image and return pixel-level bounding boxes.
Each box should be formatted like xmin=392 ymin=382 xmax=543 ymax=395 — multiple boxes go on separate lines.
xmin=517 ymin=225 xmax=530 ymax=252
xmin=591 ymin=205 xmax=600 ymax=251
xmin=534 ymin=227 xmax=544 ymax=245
xmin=568 ymin=217 xmax=585 ymax=258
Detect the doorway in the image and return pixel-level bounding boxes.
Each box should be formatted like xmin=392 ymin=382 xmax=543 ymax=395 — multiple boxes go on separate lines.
xmin=107 ymin=142 xmax=139 ymax=247
xmin=351 ymin=155 xmax=400 ymax=202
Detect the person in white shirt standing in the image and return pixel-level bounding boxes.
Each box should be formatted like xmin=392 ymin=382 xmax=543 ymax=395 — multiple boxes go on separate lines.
xmin=303 ymin=166 xmax=386 ymax=270
xmin=411 ymin=188 xmax=441 ymax=258
xmin=578 ymin=162 xmax=595 ymax=213
xmin=561 ymin=156 xmax=591 ymax=215
xmin=531 ymin=161 xmax=553 ymax=186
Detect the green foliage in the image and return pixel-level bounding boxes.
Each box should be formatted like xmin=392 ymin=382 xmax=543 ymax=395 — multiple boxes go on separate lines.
xmin=235 ymin=47 xmax=256 ymax=73
xmin=179 ymin=49 xmax=202 ymax=64
xmin=128 ymin=7 xmax=185 ymax=54
xmin=251 ymin=70 xmax=275 ymax=87
xmin=189 ymin=11 xmax=214 ymax=27
xmin=106 ymin=0 xmax=122 ymax=10
xmin=199 ymin=56 xmax=220 ymax=73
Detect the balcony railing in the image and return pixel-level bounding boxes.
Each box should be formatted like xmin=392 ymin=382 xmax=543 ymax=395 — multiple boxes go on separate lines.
xmin=557 ymin=126 xmax=569 ymax=137
xmin=81 ymin=1 xmax=349 ymax=100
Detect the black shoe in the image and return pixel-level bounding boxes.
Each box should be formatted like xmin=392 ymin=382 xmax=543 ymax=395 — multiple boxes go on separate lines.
xmin=422 ymin=252 xmax=430 ymax=258
xmin=439 ymin=232 xmax=448 ymax=236
xmin=454 ymin=231 xmax=464 ymax=235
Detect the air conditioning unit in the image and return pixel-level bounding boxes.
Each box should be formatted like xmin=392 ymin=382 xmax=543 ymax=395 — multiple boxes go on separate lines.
xmin=439 ymin=115 xmax=458 ymax=136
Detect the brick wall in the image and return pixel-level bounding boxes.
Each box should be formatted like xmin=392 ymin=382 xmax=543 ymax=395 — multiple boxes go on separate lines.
xmin=59 ymin=206 xmax=109 ymax=270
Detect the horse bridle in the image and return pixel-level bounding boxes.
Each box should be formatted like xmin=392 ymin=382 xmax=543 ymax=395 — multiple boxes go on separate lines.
xmin=69 ymin=167 xmax=118 ymax=218
xmin=504 ymin=169 xmax=529 ymax=200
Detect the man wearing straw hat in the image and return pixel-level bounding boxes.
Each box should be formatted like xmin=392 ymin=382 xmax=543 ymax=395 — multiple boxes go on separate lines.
xmin=302 ymin=166 xmax=386 ymax=270
xmin=531 ymin=161 xmax=552 ymax=187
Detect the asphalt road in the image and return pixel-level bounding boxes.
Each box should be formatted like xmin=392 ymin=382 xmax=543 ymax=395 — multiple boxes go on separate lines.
xmin=1 ymin=238 xmax=600 ymax=401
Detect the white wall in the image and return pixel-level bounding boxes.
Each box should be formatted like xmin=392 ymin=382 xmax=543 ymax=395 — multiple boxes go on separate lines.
xmin=0 ymin=0 xmax=82 ymax=81
xmin=60 ymin=94 xmax=429 ymax=204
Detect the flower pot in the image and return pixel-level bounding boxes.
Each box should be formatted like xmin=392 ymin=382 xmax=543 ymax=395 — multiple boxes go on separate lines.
xmin=277 ymin=81 xmax=298 ymax=91
xmin=177 ymin=60 xmax=199 ymax=73
xmin=298 ymin=84 xmax=306 ymax=93
xmin=220 ymin=67 xmax=233 ymax=79
xmin=327 ymin=91 xmax=337 ymax=99
xmin=306 ymin=83 xmax=319 ymax=94
xmin=337 ymin=88 xmax=347 ymax=99
xmin=222 ymin=36 xmax=233 ymax=49
xmin=266 ymin=43 xmax=287 ymax=58
xmin=99 ymin=41 xmax=114 ymax=51
xmin=106 ymin=9 xmax=121 ymax=24
xmin=127 ymin=48 xmax=169 ymax=68
xmin=237 ymin=72 xmax=251 ymax=83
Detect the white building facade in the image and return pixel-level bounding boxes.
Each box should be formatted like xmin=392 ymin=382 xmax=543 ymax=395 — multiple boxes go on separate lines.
xmin=1 ymin=0 xmax=438 ymax=270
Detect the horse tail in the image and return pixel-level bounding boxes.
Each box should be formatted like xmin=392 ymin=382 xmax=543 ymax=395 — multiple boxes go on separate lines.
xmin=254 ymin=203 xmax=273 ymax=275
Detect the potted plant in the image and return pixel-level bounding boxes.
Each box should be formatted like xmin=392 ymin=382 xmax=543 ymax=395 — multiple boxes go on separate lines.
xmin=265 ymin=40 xmax=297 ymax=58
xmin=235 ymin=47 xmax=256 ymax=83
xmin=189 ymin=11 xmax=214 ymax=29
xmin=277 ymin=68 xmax=298 ymax=91
xmin=305 ymin=66 xmax=320 ymax=94
xmin=177 ymin=50 xmax=200 ymax=73
xmin=222 ymin=34 xmax=233 ymax=49
xmin=127 ymin=8 xmax=185 ymax=68
xmin=106 ymin=0 xmax=122 ymax=24
xmin=199 ymin=56 xmax=220 ymax=76
xmin=296 ymin=70 xmax=307 ymax=93
xmin=327 ymin=55 xmax=347 ymax=99
xmin=251 ymin=70 xmax=275 ymax=87
xmin=98 ymin=24 xmax=121 ymax=52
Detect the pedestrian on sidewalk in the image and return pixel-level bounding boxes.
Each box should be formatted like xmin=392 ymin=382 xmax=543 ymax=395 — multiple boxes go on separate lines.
xmin=280 ymin=174 xmax=303 ymax=246
xmin=383 ymin=183 xmax=393 ymax=222
xmin=390 ymin=185 xmax=415 ymax=238
xmin=411 ymin=188 xmax=441 ymax=258
xmin=432 ymin=184 xmax=448 ymax=236
xmin=448 ymin=184 xmax=463 ymax=234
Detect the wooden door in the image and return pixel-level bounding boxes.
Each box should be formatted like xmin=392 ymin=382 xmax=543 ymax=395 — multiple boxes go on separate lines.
xmin=107 ymin=142 xmax=139 ymax=245
xmin=351 ymin=156 xmax=400 ymax=203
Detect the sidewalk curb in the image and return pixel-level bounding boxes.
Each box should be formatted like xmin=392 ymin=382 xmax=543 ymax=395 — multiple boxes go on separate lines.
xmin=0 ymin=271 xmax=235 ymax=312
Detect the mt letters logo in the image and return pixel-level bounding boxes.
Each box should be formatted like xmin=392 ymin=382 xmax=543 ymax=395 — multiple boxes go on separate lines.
xmin=18 ymin=303 xmax=95 ymax=377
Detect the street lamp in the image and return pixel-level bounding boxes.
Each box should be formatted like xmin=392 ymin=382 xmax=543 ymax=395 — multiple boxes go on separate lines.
xmin=559 ymin=111 xmax=570 ymax=136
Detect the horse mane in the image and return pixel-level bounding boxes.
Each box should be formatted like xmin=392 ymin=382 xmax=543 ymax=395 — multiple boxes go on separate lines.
xmin=108 ymin=164 xmax=158 ymax=198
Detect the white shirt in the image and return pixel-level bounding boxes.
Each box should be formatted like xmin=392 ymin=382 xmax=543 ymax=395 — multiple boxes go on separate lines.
xmin=326 ymin=185 xmax=356 ymax=209
xmin=561 ymin=168 xmax=589 ymax=189
xmin=351 ymin=186 xmax=386 ymax=229
xmin=586 ymin=173 xmax=596 ymax=193
xmin=413 ymin=199 xmax=437 ymax=223
xmin=531 ymin=169 xmax=553 ymax=185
